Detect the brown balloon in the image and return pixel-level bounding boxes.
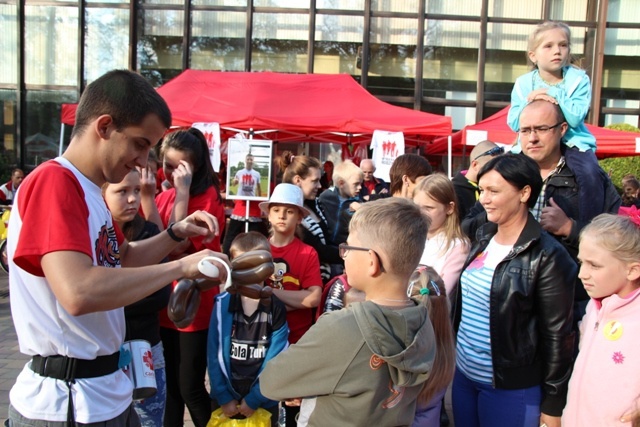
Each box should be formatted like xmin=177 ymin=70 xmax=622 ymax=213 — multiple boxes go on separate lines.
xmin=167 ymin=279 xmax=201 ymax=329
xmin=167 ymin=250 xmax=277 ymax=328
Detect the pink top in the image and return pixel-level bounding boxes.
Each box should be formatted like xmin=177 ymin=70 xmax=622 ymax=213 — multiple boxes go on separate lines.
xmin=562 ymin=287 xmax=640 ymax=426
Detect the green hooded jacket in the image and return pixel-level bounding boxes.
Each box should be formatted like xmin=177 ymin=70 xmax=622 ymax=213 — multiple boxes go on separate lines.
xmin=261 ymin=299 xmax=436 ymax=426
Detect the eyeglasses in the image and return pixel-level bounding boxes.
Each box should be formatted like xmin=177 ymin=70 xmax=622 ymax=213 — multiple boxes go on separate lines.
xmin=473 ymin=146 xmax=505 ymax=161
xmin=339 ymin=243 xmax=385 ymax=272
xmin=517 ymin=122 xmax=564 ymax=137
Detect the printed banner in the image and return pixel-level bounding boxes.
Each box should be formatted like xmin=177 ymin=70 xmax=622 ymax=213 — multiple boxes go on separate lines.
xmin=370 ymin=130 xmax=405 ymax=182
xmin=192 ymin=122 xmax=222 ymax=172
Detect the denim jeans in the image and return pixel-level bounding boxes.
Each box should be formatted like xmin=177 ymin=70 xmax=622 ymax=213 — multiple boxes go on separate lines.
xmin=133 ymin=366 xmax=166 ymax=427
xmin=452 ymin=367 xmax=541 ymax=427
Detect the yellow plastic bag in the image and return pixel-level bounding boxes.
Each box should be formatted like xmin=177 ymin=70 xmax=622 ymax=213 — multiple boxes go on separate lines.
xmin=206 ymin=407 xmax=272 ymax=427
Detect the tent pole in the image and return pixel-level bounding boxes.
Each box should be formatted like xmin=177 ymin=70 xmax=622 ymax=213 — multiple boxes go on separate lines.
xmin=245 ymin=127 xmax=254 ymax=233
xmin=448 ymin=136 xmax=452 ymax=179
xmin=59 ymin=124 xmax=65 ymax=156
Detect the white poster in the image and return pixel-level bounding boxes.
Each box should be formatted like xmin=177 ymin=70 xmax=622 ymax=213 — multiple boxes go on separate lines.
xmin=226 ymin=138 xmax=272 ymax=201
xmin=192 ymin=122 xmax=221 ymax=173
xmin=370 ymin=130 xmax=405 ymax=182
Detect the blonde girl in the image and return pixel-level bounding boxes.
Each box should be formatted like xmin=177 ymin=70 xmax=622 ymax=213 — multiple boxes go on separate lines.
xmin=508 ymin=20 xmax=595 ymax=153
xmin=562 ymin=211 xmax=640 ymax=426
xmin=407 ymin=266 xmax=455 ymax=427
xmin=413 ymin=173 xmax=470 ymax=307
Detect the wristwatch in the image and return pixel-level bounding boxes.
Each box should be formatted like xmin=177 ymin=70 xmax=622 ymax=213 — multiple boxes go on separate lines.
xmin=166 ymin=222 xmax=186 ymax=242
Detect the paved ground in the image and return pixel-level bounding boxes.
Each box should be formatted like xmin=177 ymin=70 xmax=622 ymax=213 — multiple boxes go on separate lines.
xmin=0 ymin=271 xmax=197 ymax=426
xmin=0 ymin=270 xmax=454 ymax=426
xmin=0 ymin=271 xmax=29 ymax=422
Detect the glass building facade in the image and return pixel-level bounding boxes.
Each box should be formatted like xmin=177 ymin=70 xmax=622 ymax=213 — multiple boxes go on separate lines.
xmin=0 ymin=0 xmax=638 ymax=171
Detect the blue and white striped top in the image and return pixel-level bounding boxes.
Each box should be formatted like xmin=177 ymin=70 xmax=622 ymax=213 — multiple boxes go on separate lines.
xmin=456 ymin=238 xmax=513 ymax=384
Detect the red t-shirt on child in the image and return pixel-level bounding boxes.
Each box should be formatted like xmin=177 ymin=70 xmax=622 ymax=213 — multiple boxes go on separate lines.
xmin=266 ymin=238 xmax=322 ymax=343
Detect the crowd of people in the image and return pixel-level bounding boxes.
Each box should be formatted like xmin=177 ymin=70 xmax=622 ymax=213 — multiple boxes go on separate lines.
xmin=3 ymin=19 xmax=640 ymax=427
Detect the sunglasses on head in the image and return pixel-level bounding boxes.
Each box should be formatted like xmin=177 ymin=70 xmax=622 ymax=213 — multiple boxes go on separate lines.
xmin=473 ymin=146 xmax=504 ymax=161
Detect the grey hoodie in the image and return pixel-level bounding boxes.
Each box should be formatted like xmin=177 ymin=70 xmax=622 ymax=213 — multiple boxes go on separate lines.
xmin=260 ymin=300 xmax=436 ymax=426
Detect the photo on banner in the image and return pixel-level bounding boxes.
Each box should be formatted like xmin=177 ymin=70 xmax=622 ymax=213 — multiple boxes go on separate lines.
xmin=226 ymin=138 xmax=272 ymax=201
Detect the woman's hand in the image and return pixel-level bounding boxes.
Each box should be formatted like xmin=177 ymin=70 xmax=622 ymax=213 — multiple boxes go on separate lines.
xmin=172 ymin=160 xmax=193 ymax=194
xmin=139 ymin=166 xmax=157 ymax=198
xmin=539 ymin=413 xmax=561 ymax=427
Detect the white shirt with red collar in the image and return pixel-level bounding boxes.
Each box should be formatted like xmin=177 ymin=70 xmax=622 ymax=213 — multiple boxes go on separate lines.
xmin=8 ymin=157 xmax=131 ymax=423
xmin=0 ymin=180 xmax=16 ymax=203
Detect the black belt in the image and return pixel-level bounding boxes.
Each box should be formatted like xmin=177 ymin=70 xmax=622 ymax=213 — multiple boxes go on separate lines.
xmin=30 ymin=352 xmax=120 ymax=381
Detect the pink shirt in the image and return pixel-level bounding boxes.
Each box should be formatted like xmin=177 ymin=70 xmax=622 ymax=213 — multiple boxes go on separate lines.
xmin=562 ymin=288 xmax=640 ymax=426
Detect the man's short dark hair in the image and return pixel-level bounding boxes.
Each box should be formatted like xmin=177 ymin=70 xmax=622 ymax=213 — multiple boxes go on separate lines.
xmin=72 ymin=70 xmax=171 ymax=138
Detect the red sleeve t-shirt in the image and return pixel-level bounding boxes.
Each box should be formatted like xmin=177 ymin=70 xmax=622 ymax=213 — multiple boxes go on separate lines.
xmin=267 ymin=238 xmax=323 ymax=343
xmin=13 ymin=160 xmax=124 ymax=276
xmin=156 ymin=186 xmax=226 ymax=331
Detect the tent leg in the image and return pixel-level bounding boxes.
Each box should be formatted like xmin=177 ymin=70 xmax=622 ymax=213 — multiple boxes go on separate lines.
xmin=447 ymin=136 xmax=452 ymax=179
xmin=59 ymin=124 xmax=65 ymax=156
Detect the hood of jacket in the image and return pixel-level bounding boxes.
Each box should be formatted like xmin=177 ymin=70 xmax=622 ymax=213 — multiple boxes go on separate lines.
xmin=352 ymin=300 xmax=435 ymax=388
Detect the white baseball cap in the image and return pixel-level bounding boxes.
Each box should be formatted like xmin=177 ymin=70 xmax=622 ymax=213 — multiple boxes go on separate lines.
xmin=259 ymin=183 xmax=311 ymax=216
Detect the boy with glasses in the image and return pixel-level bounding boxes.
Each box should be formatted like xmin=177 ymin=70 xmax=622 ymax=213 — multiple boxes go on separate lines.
xmin=261 ymin=197 xmax=436 ymax=426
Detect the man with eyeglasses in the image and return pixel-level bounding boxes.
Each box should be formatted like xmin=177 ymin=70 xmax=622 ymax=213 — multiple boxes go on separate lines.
xmin=521 ymin=100 xmax=622 ymax=353
xmin=464 ymin=100 xmax=620 ymax=354
xmin=517 ymin=100 xmax=620 ymax=237
xmin=452 ymin=140 xmax=504 ymax=220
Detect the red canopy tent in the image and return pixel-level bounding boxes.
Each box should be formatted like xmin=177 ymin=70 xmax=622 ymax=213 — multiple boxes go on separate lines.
xmin=428 ymin=107 xmax=640 ymax=159
xmin=61 ymin=70 xmax=451 ymax=148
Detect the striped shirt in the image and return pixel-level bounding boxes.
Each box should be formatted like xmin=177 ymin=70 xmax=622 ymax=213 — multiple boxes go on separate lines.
xmin=456 ymin=238 xmax=513 ymax=384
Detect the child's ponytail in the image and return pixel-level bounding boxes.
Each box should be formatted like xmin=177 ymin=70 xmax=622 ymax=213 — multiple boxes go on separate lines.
xmin=407 ymin=266 xmax=456 ymax=405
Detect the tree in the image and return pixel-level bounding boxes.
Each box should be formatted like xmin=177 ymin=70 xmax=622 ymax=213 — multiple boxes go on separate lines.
xmin=598 ymin=123 xmax=640 ymax=189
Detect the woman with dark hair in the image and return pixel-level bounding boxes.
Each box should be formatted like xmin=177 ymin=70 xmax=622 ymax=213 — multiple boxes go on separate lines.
xmin=277 ymin=151 xmax=341 ymax=284
xmin=452 ymin=154 xmax=576 ymax=427
xmin=389 ymin=153 xmax=433 ymax=198
xmin=155 ymin=128 xmax=226 ymax=427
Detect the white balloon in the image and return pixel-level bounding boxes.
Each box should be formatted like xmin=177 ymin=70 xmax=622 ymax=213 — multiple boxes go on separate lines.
xmin=198 ymin=259 xmax=219 ymax=277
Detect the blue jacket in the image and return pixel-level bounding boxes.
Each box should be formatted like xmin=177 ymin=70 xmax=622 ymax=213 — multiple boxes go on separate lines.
xmin=318 ymin=187 xmax=359 ymax=245
xmin=207 ymin=292 xmax=289 ymax=410
xmin=508 ymin=66 xmax=596 ymax=152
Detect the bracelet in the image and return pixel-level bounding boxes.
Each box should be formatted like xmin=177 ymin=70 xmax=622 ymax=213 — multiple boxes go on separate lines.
xmin=166 ymin=222 xmax=185 ymax=242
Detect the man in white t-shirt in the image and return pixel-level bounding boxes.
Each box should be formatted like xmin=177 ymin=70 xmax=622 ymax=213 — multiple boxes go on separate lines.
xmin=0 ymin=168 xmax=24 ymax=204
xmin=7 ymin=70 xmax=229 ymax=426
xmin=232 ymin=153 xmax=262 ymax=197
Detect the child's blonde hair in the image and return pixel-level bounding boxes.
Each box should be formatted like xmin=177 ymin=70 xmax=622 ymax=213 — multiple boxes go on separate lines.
xmin=349 ymin=197 xmax=429 ymax=278
xmin=332 ymin=160 xmax=363 ymax=187
xmin=413 ymin=173 xmax=469 ymax=256
xmin=407 ymin=266 xmax=455 ymax=405
xmin=581 ymin=213 xmax=640 ymax=267
xmin=527 ymin=21 xmax=574 ymax=69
